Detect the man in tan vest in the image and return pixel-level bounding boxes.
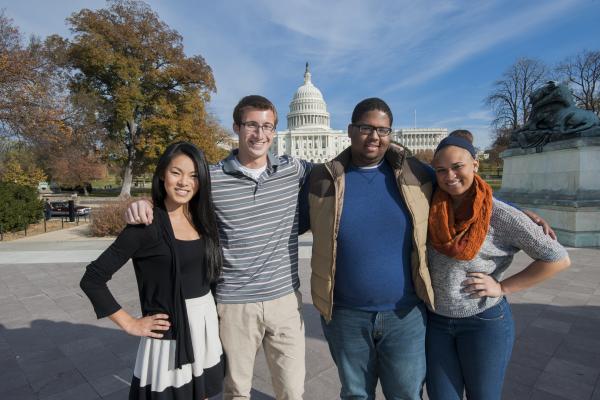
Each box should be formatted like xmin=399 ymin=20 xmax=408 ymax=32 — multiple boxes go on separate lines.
xmin=307 ymin=98 xmax=433 ymax=399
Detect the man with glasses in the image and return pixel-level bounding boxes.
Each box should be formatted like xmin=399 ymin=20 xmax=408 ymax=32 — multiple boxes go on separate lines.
xmin=308 ymin=98 xmax=433 ymax=399
xmin=125 ymin=95 xmax=310 ymax=400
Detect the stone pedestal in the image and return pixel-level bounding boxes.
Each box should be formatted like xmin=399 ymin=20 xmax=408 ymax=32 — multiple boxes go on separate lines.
xmin=497 ymin=137 xmax=600 ymax=247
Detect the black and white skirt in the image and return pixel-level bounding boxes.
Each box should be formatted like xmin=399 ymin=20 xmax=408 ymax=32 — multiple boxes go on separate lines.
xmin=130 ymin=293 xmax=224 ymax=399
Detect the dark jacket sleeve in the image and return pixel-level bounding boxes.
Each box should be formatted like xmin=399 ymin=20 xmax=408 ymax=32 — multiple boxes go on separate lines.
xmin=298 ymin=175 xmax=311 ymax=234
xmin=297 ymin=159 xmax=314 ymax=235
xmin=423 ymin=163 xmax=437 ymax=187
xmin=80 ymin=224 xmax=149 ymax=319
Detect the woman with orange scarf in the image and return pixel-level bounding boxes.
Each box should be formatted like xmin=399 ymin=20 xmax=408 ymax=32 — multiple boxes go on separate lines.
xmin=425 ymin=133 xmax=571 ymax=400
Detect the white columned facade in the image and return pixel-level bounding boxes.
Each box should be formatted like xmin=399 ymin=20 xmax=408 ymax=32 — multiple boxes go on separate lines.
xmin=393 ymin=128 xmax=448 ymax=153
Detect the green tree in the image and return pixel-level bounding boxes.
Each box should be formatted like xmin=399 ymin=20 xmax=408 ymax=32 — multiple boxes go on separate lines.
xmin=62 ymin=0 xmax=218 ymax=197
xmin=0 ymin=182 xmax=43 ymax=232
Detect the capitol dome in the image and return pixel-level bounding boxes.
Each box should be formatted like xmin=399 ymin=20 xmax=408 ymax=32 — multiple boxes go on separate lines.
xmin=287 ymin=63 xmax=330 ymax=130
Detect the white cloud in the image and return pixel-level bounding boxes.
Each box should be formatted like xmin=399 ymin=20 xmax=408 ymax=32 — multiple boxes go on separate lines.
xmin=382 ymin=0 xmax=580 ymax=91
xmin=467 ymin=111 xmax=493 ymax=121
xmin=432 ymin=110 xmax=493 ymax=127
xmin=215 ymin=0 xmax=581 ymax=132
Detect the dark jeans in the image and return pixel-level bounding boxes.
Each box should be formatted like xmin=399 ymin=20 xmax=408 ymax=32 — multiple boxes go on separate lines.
xmin=426 ymin=297 xmax=515 ymax=400
xmin=321 ymin=303 xmax=426 ymax=400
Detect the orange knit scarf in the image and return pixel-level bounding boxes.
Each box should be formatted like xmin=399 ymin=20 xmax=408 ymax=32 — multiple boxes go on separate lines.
xmin=428 ymin=174 xmax=493 ymax=260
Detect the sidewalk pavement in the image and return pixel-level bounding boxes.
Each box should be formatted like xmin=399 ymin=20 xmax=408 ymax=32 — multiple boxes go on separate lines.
xmin=0 ymin=226 xmax=599 ymax=399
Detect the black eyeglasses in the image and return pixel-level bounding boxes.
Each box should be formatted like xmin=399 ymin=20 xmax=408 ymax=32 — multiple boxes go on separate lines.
xmin=240 ymin=121 xmax=276 ymax=133
xmin=351 ymin=124 xmax=393 ymax=137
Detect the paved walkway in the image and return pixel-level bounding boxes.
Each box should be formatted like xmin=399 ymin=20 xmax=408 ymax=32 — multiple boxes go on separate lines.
xmin=0 ymin=226 xmax=599 ymax=399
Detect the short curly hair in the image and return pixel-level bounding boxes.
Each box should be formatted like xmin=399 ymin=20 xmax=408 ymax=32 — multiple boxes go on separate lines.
xmin=351 ymin=98 xmax=393 ymax=126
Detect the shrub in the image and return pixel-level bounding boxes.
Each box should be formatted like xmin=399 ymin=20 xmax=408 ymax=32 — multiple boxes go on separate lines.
xmin=0 ymin=182 xmax=43 ymax=233
xmin=90 ymin=199 xmax=131 ymax=237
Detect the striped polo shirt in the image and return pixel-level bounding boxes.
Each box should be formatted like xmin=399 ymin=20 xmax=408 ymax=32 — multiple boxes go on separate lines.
xmin=210 ymin=150 xmax=311 ymax=304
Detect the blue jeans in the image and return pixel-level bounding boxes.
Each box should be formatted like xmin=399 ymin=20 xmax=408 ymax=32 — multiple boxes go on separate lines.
xmin=321 ymin=303 xmax=426 ymax=400
xmin=426 ymin=297 xmax=515 ymax=400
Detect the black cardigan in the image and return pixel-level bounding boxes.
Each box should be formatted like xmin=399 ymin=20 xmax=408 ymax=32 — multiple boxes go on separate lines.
xmin=80 ymin=207 xmax=194 ymax=369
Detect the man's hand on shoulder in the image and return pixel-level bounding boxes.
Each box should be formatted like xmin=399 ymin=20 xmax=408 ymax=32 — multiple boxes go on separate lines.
xmin=125 ymin=199 xmax=154 ymax=225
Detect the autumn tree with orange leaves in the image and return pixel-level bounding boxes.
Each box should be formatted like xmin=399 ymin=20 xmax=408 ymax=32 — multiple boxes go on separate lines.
xmin=59 ymin=0 xmax=225 ymax=197
xmin=42 ymin=92 xmax=108 ymax=194
xmin=0 ymin=10 xmax=58 ymax=141
xmin=0 ymin=12 xmax=106 ymax=191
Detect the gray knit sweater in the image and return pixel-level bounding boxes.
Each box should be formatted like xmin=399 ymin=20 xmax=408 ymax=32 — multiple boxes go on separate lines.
xmin=427 ymin=198 xmax=568 ymax=318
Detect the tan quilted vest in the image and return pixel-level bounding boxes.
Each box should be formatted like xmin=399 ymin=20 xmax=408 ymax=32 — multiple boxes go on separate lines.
xmin=308 ymin=144 xmax=435 ymax=321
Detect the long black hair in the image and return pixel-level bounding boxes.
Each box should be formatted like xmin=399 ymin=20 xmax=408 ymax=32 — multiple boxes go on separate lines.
xmin=151 ymin=142 xmax=222 ymax=282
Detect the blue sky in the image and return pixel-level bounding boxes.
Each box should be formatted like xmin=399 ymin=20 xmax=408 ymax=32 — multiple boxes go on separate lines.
xmin=3 ymin=0 xmax=599 ymax=148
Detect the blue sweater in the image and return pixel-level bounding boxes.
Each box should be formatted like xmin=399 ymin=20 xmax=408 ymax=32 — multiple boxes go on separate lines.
xmin=334 ymin=160 xmax=419 ymax=311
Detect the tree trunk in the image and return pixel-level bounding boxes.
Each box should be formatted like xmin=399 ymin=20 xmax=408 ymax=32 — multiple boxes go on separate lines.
xmin=119 ymin=160 xmax=134 ymax=198
xmin=119 ymin=119 xmax=137 ymax=198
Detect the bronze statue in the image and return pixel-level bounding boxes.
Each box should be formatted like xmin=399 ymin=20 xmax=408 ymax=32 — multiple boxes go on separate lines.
xmin=510 ymin=81 xmax=600 ymax=149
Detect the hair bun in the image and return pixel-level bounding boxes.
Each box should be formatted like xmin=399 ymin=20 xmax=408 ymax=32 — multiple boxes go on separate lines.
xmin=448 ymin=129 xmax=474 ymax=144
xmin=434 ymin=135 xmax=477 ymax=158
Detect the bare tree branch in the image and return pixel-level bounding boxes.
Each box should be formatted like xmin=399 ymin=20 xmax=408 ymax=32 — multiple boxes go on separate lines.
xmin=556 ymin=50 xmax=600 ymax=115
xmin=485 ymin=58 xmax=548 ymax=132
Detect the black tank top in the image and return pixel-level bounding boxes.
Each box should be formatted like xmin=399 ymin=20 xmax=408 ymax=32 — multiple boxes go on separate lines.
xmin=175 ymin=238 xmax=210 ymax=299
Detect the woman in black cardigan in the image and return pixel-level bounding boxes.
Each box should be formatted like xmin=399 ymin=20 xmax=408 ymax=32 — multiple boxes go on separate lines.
xmin=81 ymin=142 xmax=224 ymax=400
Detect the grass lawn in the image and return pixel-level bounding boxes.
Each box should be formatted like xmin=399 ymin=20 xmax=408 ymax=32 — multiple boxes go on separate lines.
xmin=89 ymin=174 xmax=152 ymax=197
xmin=91 ymin=176 xmax=120 ymax=189
xmin=86 ymin=188 xmax=151 ymax=197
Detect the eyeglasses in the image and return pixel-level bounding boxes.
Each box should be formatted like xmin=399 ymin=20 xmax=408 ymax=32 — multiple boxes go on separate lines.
xmin=351 ymin=124 xmax=393 ymax=137
xmin=240 ymin=121 xmax=276 ymax=133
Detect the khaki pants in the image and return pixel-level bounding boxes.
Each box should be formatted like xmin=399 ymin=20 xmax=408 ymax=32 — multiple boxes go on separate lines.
xmin=217 ymin=291 xmax=305 ymax=400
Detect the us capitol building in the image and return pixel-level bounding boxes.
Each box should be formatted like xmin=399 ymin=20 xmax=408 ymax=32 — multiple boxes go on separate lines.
xmin=272 ymin=64 xmax=447 ymax=162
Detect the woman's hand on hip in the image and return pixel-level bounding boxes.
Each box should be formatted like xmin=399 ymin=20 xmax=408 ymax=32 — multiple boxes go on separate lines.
xmin=124 ymin=313 xmax=171 ymax=338
xmin=462 ymin=272 xmax=503 ymax=298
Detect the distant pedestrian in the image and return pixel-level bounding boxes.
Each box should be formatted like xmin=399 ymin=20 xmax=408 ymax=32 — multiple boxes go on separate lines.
xmin=425 ymin=133 xmax=571 ymax=400
xmin=80 ymin=142 xmax=224 ymax=400
xmin=44 ymin=199 xmax=52 ymax=221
